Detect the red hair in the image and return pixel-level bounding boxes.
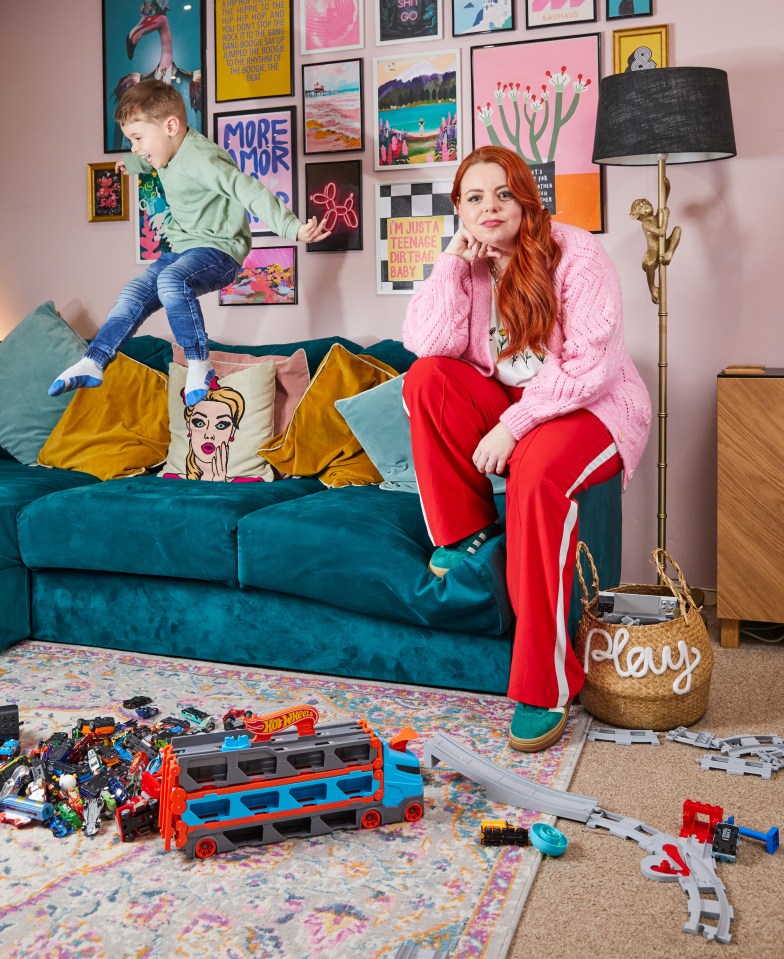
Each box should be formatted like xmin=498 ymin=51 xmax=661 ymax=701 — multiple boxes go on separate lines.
xmin=451 ymin=146 xmax=561 ymax=358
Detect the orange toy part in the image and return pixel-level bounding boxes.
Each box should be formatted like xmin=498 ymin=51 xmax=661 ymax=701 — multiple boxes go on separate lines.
xmin=389 ymin=727 xmax=418 ymax=752
xmin=243 ymin=704 xmax=320 ymax=742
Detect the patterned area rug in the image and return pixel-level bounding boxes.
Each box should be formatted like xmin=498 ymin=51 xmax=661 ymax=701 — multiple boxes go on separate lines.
xmin=0 ymin=641 xmax=589 ymax=959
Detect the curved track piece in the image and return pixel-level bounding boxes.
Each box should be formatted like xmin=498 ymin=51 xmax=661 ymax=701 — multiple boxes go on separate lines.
xmin=422 ymin=732 xmax=599 ymax=822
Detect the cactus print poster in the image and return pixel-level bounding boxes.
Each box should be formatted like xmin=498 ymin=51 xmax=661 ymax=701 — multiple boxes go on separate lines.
xmin=471 ymin=33 xmax=604 ymax=232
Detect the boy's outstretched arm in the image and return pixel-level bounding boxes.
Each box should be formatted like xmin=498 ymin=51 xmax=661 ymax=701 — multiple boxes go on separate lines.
xmin=297 ymin=216 xmax=331 ymax=244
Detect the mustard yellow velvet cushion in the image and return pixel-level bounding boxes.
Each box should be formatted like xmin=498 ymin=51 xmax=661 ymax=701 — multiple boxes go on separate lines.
xmin=38 ymin=353 xmax=169 ymax=479
xmin=259 ymin=344 xmax=398 ymax=488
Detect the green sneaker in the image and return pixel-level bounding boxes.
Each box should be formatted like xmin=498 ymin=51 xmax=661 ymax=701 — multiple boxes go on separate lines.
xmin=509 ymin=701 xmax=571 ymax=753
xmin=428 ymin=522 xmax=500 ymax=578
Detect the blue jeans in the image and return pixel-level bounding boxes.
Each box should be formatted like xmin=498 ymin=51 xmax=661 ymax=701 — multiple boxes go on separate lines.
xmin=86 ymin=248 xmax=240 ymax=367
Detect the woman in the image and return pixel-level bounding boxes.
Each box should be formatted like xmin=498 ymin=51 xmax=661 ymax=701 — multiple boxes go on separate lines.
xmin=402 ymin=146 xmax=651 ymax=752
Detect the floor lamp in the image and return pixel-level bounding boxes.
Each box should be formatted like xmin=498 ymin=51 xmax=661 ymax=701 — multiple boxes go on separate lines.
xmin=592 ymin=67 xmax=736 ymax=577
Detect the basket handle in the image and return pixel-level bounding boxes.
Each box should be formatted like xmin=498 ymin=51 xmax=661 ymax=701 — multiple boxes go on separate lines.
xmin=575 ymin=541 xmax=600 ymax=608
xmin=651 ymin=548 xmax=699 ymax=621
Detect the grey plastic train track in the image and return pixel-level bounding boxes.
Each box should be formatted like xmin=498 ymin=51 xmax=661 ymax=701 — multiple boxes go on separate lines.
xmin=422 ymin=731 xmax=734 ymax=944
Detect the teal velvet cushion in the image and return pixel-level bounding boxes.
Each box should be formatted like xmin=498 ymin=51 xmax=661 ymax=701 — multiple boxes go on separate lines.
xmin=238 ymin=484 xmax=514 ymax=635
xmin=357 ymin=339 xmax=417 ymax=373
xmin=334 ymin=375 xmax=506 ymax=494
xmin=17 ymin=474 xmax=324 ymax=585
xmin=0 ymin=459 xmax=98 ymax=570
xmin=119 ymin=335 xmax=173 ymax=373
xmin=0 ymin=301 xmax=88 ymax=465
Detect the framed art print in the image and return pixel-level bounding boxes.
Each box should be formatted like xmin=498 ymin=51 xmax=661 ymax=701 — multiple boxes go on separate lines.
xmin=453 ymin=0 xmax=514 ymax=37
xmin=135 ymin=171 xmax=172 ymax=263
xmin=302 ymin=58 xmax=364 ymax=154
xmin=374 ymin=51 xmax=460 ymax=169
xmin=471 ymin=34 xmax=604 ymax=232
xmin=87 ymin=163 xmax=129 ymax=223
xmin=300 ymin=0 xmax=363 ymax=55
xmin=606 ymin=0 xmax=653 ymax=20
xmin=214 ymin=107 xmax=298 ymax=236
xmin=219 ymin=247 xmax=298 ymax=306
xmin=377 ymin=0 xmax=443 ymax=46
xmin=376 ymin=180 xmax=459 ymax=294
xmin=215 ymin=0 xmax=293 ymax=101
xmin=613 ymin=24 xmax=668 ymax=73
xmin=305 ymin=160 xmax=362 ymax=252
xmin=102 ymin=0 xmax=206 ymax=153
xmin=525 ymin=0 xmax=596 ymax=30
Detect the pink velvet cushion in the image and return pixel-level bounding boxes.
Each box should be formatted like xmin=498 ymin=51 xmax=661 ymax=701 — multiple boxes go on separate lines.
xmin=172 ymin=345 xmax=310 ymax=436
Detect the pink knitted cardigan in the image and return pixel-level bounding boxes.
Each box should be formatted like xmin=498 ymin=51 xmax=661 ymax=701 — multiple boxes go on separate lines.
xmin=402 ymin=221 xmax=651 ymax=489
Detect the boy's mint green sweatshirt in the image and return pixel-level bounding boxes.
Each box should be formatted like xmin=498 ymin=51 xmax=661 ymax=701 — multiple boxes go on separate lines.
xmin=124 ymin=127 xmax=301 ymax=264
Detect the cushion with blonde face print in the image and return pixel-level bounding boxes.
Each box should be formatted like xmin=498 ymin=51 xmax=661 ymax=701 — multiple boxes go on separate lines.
xmin=162 ymin=362 xmax=276 ymax=482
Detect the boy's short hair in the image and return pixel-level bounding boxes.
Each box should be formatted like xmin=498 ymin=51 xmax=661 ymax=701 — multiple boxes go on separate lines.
xmin=115 ymin=79 xmax=187 ymax=126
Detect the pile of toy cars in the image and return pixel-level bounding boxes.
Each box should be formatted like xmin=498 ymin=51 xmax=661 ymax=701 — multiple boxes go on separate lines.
xmin=0 ymin=700 xmax=235 ymax=843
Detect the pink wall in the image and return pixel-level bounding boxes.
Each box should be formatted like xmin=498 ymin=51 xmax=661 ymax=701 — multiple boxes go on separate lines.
xmin=1 ymin=0 xmax=782 ymax=589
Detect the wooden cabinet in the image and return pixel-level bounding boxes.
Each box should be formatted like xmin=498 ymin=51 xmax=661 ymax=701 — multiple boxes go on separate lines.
xmin=717 ymin=370 xmax=784 ymax=647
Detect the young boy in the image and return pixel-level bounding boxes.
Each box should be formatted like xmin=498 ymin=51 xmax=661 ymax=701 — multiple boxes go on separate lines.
xmin=50 ymin=79 xmax=330 ymax=405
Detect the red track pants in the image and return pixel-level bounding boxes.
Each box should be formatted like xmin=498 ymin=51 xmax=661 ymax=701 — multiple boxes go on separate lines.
xmin=402 ymin=357 xmax=622 ymax=708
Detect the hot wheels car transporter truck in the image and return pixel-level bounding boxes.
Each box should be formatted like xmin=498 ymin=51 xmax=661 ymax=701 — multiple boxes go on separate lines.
xmin=157 ymin=706 xmax=425 ymax=860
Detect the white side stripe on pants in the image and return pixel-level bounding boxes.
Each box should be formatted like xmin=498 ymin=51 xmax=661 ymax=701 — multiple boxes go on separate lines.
xmin=553 ymin=442 xmax=619 ymax=707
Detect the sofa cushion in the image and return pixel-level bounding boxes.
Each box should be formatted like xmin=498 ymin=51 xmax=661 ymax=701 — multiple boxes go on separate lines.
xmin=37 ymin=354 xmax=170 ymax=480
xmin=172 ymin=344 xmax=310 ymax=436
xmin=238 ymin=484 xmax=513 ymax=635
xmin=17 ymin=474 xmax=323 ymax=585
xmin=334 ymin=374 xmax=506 ymax=495
xmin=206 ymin=335 xmax=363 ymax=376
xmin=162 ymin=362 xmax=276 ymax=482
xmin=0 ymin=460 xmax=98 ymax=571
xmin=259 ymin=345 xmax=398 ymax=488
xmin=0 ymin=301 xmax=88 ymax=466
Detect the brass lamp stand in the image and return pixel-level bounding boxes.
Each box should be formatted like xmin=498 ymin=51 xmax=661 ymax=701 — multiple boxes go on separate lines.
xmin=592 ymin=67 xmax=736 ymax=587
xmin=630 ymin=159 xmax=682 ymax=571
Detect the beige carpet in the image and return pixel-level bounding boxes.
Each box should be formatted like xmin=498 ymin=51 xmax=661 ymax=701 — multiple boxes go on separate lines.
xmin=509 ymin=607 xmax=784 ymax=959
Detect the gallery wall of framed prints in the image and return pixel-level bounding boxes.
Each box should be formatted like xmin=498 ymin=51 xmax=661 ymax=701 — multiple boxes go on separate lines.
xmin=99 ymin=0 xmax=666 ymax=301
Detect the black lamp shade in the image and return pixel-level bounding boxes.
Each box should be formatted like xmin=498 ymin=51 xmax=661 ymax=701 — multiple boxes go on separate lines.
xmin=592 ymin=67 xmax=736 ymax=166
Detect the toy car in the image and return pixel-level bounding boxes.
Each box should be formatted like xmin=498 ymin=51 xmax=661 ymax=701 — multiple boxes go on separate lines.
xmin=122 ymin=696 xmax=153 ymax=710
xmin=135 ymin=705 xmax=160 ymax=720
xmin=480 ymin=819 xmax=529 ymax=846
xmin=106 ymin=777 xmax=129 ymax=806
xmin=49 ymin=814 xmax=73 ymax=838
xmin=180 ymin=706 xmax=215 ymax=732
xmin=0 ymin=739 xmax=20 ymax=761
xmin=116 ymin=795 xmax=160 ymax=842
xmin=0 ymin=809 xmax=33 ymax=828
xmin=223 ymin=708 xmax=253 ymax=731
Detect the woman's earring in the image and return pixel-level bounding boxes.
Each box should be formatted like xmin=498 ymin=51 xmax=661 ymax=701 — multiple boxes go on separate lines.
xmin=187 ymin=431 xmax=192 ymax=437
xmin=229 ymin=435 xmax=235 ymax=442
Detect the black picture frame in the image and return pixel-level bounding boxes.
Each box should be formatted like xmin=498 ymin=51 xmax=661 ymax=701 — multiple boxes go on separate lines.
xmin=102 ymin=0 xmax=206 ymax=154
xmin=305 ymin=160 xmax=363 ymax=253
xmin=606 ymin=0 xmax=653 ymax=21
xmin=214 ymin=0 xmax=294 ymax=102
xmin=302 ymin=58 xmax=365 ymax=156
xmin=213 ymin=106 xmax=298 ymax=237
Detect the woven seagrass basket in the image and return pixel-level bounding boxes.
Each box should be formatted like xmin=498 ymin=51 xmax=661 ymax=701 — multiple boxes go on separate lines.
xmin=573 ymin=543 xmax=713 ymax=730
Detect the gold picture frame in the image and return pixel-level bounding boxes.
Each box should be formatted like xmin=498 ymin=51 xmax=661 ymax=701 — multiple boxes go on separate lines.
xmin=613 ymin=24 xmax=669 ymax=75
xmin=87 ymin=161 xmax=129 ymax=222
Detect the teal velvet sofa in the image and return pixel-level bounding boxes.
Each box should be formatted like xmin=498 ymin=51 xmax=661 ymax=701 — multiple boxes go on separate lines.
xmin=2 ymin=334 xmax=622 ymax=695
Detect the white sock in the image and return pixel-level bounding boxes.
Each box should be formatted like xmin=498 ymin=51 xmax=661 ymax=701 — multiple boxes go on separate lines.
xmin=184 ymin=359 xmax=215 ymax=406
xmin=48 ymin=357 xmax=104 ymax=397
